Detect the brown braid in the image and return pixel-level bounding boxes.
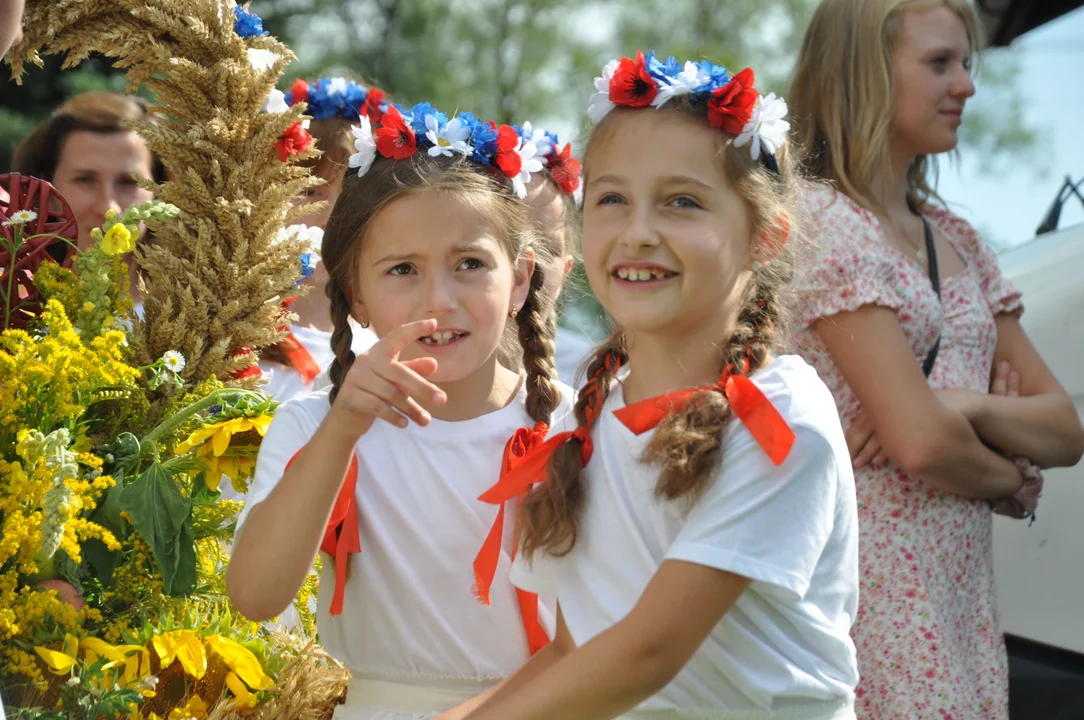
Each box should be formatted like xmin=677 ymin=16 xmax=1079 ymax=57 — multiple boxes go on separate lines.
xmin=519 ymin=330 xmax=627 ymax=557
xmin=647 ymin=276 xmax=784 ymax=502
xmin=326 ymin=279 xmax=356 ymax=404
xmin=515 ymin=263 xmax=562 ymax=425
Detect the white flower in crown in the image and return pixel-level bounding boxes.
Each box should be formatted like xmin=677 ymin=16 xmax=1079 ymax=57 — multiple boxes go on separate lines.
xmin=651 ymin=61 xmax=712 ymax=108
xmin=510 ymin=137 xmax=545 ymax=199
xmin=587 ymin=59 xmax=621 ymax=123
xmin=348 ymin=115 xmax=378 ymax=176
xmin=3 ymin=210 xmax=37 ymax=227
xmin=275 ymin=223 xmax=324 ymax=251
xmin=263 ymin=89 xmax=288 ymax=114
xmin=326 ymin=77 xmax=349 ymax=96
xmin=246 ymin=48 xmax=278 ymax=72
xmin=521 ymin=122 xmax=554 ymax=161
xmin=426 ymin=116 xmax=474 ymax=158
xmin=734 ymin=93 xmax=790 ymax=161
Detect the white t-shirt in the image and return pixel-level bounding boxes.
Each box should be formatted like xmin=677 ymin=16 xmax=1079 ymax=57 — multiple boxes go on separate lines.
xmin=260 ymin=321 xmax=377 ymax=403
xmin=512 ymin=355 xmax=859 ymax=715
xmin=236 ymin=380 xmax=574 ymax=704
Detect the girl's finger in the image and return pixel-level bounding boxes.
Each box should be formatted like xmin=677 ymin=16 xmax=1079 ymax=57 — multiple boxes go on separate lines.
xmin=990 ymin=361 xmax=1010 ymax=396
xmin=375 ymin=318 xmax=440 ymax=360
xmin=846 ymin=414 xmax=874 ymax=458
xmin=350 ymin=391 xmax=409 ymax=429
xmin=351 ymin=374 xmax=432 ymax=426
xmin=853 ymin=435 xmax=882 ymax=469
xmin=401 ymin=356 xmax=439 ymax=377
xmin=381 ymin=359 xmax=447 ymax=405
xmin=1007 ymin=370 xmax=1021 ymax=397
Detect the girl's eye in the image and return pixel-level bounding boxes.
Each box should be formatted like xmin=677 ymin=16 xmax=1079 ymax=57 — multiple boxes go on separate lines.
xmin=596 ymin=193 xmax=625 ymax=206
xmin=387 ymin=263 xmax=414 ymax=276
xmin=669 ymin=195 xmax=702 ymax=209
xmin=457 ymin=257 xmax=484 ymax=271
xmin=962 ymin=56 xmax=973 ymax=73
xmin=120 ymin=177 xmax=140 ymax=186
xmin=931 ymin=55 xmax=949 ymax=71
xmin=74 ymin=176 xmax=94 ymax=185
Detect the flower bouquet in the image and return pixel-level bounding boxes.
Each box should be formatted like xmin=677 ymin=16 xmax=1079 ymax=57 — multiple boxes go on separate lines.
xmin=1 ymin=1 xmax=351 ymax=717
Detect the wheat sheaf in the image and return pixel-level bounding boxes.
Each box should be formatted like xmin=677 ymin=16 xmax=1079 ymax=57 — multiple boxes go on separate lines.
xmin=7 ymin=0 xmax=322 ymax=418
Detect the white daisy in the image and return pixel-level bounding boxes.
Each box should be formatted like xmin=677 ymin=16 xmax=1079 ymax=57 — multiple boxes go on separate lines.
xmin=510 ymin=137 xmax=545 ymax=199
xmin=161 ymin=350 xmax=186 ymax=374
xmin=2 ymin=210 xmax=38 ymax=227
xmin=587 ymin=59 xmax=621 ymax=123
xmin=651 ymin=61 xmax=712 ymax=108
xmin=326 ymin=77 xmax=349 ymax=96
xmin=276 ymin=224 xmax=324 ymax=253
xmin=348 ymin=115 xmax=378 ymax=176
xmin=246 ymin=48 xmax=278 ymax=72
xmin=426 ymin=116 xmax=474 ymax=158
xmin=734 ymin=93 xmax=791 ymax=161
xmin=262 ymin=89 xmax=288 ymax=114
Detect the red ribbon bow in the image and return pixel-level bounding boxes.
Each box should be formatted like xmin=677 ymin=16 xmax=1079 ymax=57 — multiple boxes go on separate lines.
xmin=473 ymin=422 xmax=551 ymax=655
xmin=612 ymin=358 xmax=795 ymax=465
xmin=285 ymin=449 xmax=360 ymax=616
xmin=280 ymin=331 xmax=322 ymax=384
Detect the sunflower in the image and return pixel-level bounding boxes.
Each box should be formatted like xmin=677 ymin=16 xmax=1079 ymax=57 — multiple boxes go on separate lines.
xmin=174 ymin=416 xmax=272 ymax=491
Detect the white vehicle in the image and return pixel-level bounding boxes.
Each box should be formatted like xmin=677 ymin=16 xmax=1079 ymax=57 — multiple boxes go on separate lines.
xmin=993 ymin=220 xmax=1084 ymax=657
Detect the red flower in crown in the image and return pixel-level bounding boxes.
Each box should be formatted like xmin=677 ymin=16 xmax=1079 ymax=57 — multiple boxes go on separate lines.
xmin=362 ymin=87 xmax=386 ymax=123
xmin=610 ymin=51 xmax=657 ymax=108
xmin=707 ymin=67 xmax=758 ymax=136
xmin=276 ymin=121 xmax=313 ymax=162
xmin=373 ymin=106 xmax=417 ymax=160
xmin=547 ymin=142 xmax=581 ymax=195
xmin=494 ymin=125 xmax=523 ymax=179
xmin=289 ymin=78 xmax=310 ymax=105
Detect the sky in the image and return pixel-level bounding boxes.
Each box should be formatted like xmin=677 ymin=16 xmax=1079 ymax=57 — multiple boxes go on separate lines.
xmin=939 ymin=7 xmax=1084 ymax=251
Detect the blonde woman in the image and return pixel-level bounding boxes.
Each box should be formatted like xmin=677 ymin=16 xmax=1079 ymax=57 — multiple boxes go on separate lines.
xmin=787 ymin=0 xmax=1084 ymax=717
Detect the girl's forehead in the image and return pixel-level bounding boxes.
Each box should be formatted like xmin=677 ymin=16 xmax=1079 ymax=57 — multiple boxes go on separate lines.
xmin=585 ymin=111 xmax=724 ymax=186
xmin=361 ymin=190 xmax=506 ymax=259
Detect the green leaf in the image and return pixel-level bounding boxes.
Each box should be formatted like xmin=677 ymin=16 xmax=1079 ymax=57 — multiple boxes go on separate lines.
xmin=117 ymin=460 xmax=196 ymax=595
xmin=83 ymin=472 xmax=129 ymax=587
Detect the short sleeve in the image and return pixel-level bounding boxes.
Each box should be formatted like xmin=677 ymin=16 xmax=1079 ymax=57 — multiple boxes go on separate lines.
xmin=234 ymin=398 xmax=323 ymax=537
xmin=510 ymin=549 xmax=558 ymax=596
xmin=935 ymin=210 xmax=1023 ymax=317
xmin=666 ymin=424 xmax=839 ymax=601
xmin=790 ymin=185 xmax=905 ymax=329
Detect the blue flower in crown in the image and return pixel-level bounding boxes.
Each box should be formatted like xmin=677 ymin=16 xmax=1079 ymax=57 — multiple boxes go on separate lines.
xmin=696 ymin=60 xmax=733 ymax=94
xmin=406 ymin=102 xmax=448 ymax=136
xmin=234 ymin=4 xmax=269 ymax=39
xmin=646 ymin=52 xmax=683 ymax=84
xmin=458 ymin=112 xmax=499 ymax=165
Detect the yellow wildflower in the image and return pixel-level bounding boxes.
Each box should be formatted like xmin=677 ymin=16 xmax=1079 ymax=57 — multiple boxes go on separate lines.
xmin=101 ymin=222 xmax=135 ymax=256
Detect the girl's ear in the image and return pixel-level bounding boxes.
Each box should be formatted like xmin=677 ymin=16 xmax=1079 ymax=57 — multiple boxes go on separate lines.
xmin=512 ymin=248 xmax=537 ymax=313
xmin=350 ymin=293 xmax=369 ymax=328
xmin=562 ymin=254 xmax=574 ymax=281
xmin=753 ymin=212 xmax=791 ymax=267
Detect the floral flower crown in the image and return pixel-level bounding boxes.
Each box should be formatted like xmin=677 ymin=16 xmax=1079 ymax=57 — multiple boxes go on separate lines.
xmin=348 ymin=103 xmax=581 ymax=199
xmin=588 ymin=51 xmax=790 ymax=173
xmin=282 ymin=77 xmax=390 ymax=124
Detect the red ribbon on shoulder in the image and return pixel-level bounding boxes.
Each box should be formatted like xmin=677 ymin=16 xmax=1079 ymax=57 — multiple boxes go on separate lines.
xmin=612 ymin=357 xmax=796 ymax=465
xmin=279 ymin=331 xmax=322 ymax=384
xmin=285 ymin=448 xmax=360 ymax=616
xmin=472 ymin=421 xmax=552 ymax=655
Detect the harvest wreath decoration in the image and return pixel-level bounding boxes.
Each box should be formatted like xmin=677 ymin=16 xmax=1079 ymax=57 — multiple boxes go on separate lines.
xmin=1 ymin=2 xmax=349 ymax=717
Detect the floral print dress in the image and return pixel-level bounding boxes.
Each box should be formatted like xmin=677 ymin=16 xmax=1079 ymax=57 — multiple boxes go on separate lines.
xmin=789 ymin=185 xmax=1022 ymax=720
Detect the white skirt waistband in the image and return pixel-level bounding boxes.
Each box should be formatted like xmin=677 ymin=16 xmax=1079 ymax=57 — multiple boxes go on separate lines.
xmin=334 ymin=676 xmax=490 ymax=717
xmin=621 ymin=699 xmax=855 ymax=720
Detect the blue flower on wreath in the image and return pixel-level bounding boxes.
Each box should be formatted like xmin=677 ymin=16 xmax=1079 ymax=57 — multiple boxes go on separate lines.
xmin=459 ymin=111 xmax=499 ymax=165
xmin=344 ymin=84 xmax=369 ymax=118
xmin=407 ymin=102 xmax=448 ymax=137
xmin=696 ymin=60 xmax=732 ymax=94
xmin=646 ymin=52 xmax=683 ymax=84
xmin=234 ymin=5 xmax=269 ymax=39
xmin=305 ymin=81 xmax=339 ymax=120
xmin=299 ymin=253 xmax=319 ymax=282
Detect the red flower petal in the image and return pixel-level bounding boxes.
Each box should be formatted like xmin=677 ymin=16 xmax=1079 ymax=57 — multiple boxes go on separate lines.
xmin=363 ymin=87 xmax=386 ymax=123
xmin=275 ymin=121 xmax=314 ymax=162
xmin=548 ymin=143 xmax=581 ymax=195
xmin=494 ymin=125 xmax=522 ymax=178
xmin=707 ymin=67 xmax=758 ymax=135
xmin=373 ymin=106 xmax=417 ymax=160
xmin=610 ymin=51 xmax=657 ymax=108
xmin=289 ymin=78 xmax=309 ymax=105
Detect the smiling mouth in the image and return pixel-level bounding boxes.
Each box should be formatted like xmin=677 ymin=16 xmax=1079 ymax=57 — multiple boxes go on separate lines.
xmin=613 ymin=267 xmax=678 ymax=282
xmin=419 ymin=330 xmax=468 ymax=346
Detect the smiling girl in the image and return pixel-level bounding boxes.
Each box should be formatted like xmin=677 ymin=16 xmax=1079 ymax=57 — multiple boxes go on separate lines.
xmin=227 ymin=103 xmax=573 ymax=719
xmin=450 ymin=52 xmax=860 ymax=720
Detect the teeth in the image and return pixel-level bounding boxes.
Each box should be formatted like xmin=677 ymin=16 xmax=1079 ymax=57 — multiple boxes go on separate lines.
xmin=615 ymin=267 xmax=673 ymax=282
xmin=421 ymin=331 xmax=460 ymax=345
